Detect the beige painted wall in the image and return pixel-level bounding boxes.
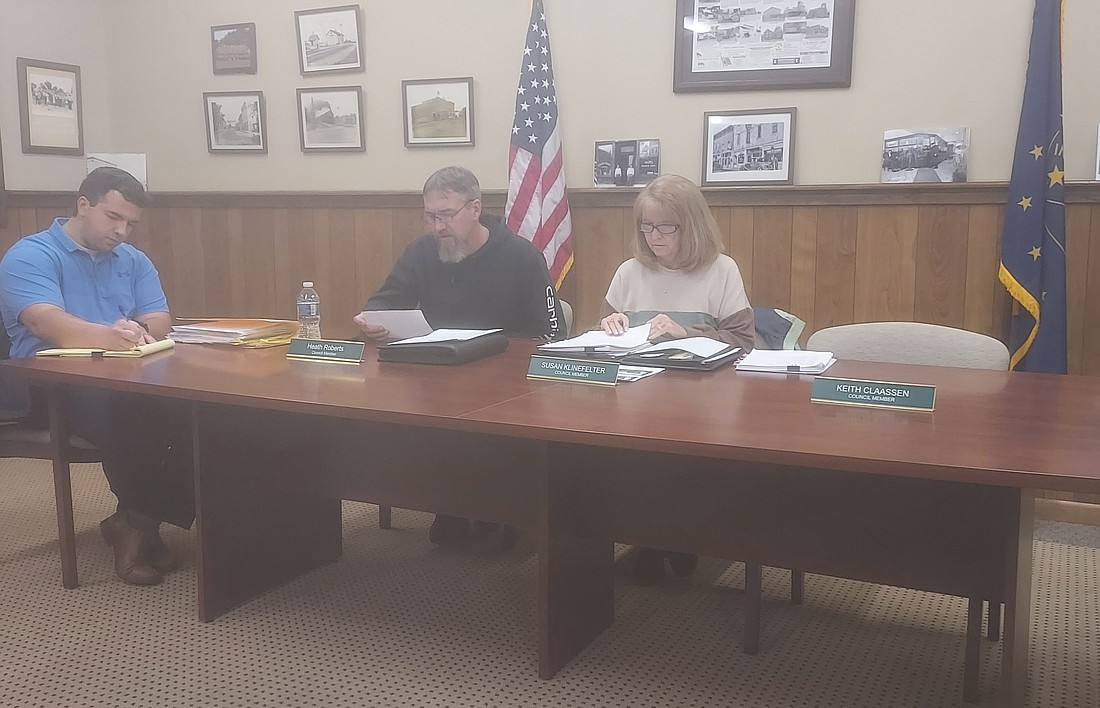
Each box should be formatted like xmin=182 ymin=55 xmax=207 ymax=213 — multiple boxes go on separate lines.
xmin=0 ymin=0 xmax=115 ymax=190
xmin=3 ymin=1 xmax=1099 ymax=191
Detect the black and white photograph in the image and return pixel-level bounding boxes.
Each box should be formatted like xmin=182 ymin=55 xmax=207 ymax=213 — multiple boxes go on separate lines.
xmin=593 ymin=141 xmax=615 ymax=186
xmin=674 ymin=0 xmax=855 ymax=92
xmin=297 ymin=86 xmax=364 ymax=152
xmin=880 ymin=127 xmax=969 ymax=183
xmin=295 ymin=5 xmax=363 ymax=75
xmin=16 ymin=57 xmax=83 ymax=155
xmin=594 ymin=139 xmax=661 ymax=187
xmin=203 ymin=91 xmax=267 ymax=154
xmin=702 ymin=108 xmax=795 ymax=186
xmin=211 ymin=22 xmax=257 ymax=75
xmin=402 ymin=77 xmax=474 ymax=148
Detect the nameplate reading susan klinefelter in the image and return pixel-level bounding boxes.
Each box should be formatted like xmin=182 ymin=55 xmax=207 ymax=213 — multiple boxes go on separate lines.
xmin=286 ymin=338 xmax=365 ymax=365
xmin=811 ymin=376 xmax=936 ymax=412
xmin=527 ymin=355 xmax=618 ymax=386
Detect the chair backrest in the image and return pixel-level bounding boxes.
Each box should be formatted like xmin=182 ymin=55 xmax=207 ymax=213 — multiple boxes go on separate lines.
xmin=558 ymin=299 xmax=574 ymax=338
xmin=805 ymin=322 xmax=1009 ymax=370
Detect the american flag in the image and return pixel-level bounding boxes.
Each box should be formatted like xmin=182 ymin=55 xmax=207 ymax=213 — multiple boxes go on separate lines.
xmin=505 ymin=0 xmax=573 ymax=289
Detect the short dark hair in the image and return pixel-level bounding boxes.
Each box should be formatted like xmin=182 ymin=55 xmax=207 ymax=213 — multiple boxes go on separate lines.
xmin=78 ymin=167 xmax=148 ymax=209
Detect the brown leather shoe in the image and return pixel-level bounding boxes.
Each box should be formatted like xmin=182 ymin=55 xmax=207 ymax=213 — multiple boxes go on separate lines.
xmin=99 ymin=511 xmax=162 ymax=586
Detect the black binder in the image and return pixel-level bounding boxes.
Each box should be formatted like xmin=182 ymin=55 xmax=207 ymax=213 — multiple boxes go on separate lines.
xmin=538 ymin=345 xmax=741 ymax=371
xmin=377 ymin=333 xmax=509 ymax=365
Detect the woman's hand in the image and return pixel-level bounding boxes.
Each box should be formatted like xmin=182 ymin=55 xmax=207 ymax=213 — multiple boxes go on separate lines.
xmin=600 ymin=312 xmax=630 ymax=336
xmin=645 ymin=314 xmax=687 ymax=340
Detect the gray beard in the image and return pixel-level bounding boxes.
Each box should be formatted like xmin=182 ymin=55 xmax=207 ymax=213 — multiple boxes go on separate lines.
xmin=437 ymin=238 xmax=468 ymax=263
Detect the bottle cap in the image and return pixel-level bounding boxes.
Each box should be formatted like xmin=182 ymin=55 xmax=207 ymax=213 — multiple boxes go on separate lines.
xmin=302 ymin=281 xmax=314 ymax=288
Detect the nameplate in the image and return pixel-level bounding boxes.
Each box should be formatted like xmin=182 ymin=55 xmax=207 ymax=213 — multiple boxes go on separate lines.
xmin=811 ymin=376 xmax=936 ymax=412
xmin=527 ymin=355 xmax=618 ymax=386
xmin=286 ymin=338 xmax=365 ymax=364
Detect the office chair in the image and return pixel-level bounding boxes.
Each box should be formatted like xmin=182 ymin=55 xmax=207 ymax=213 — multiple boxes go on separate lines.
xmin=376 ymin=300 xmax=576 ymax=532
xmin=0 ymin=328 xmax=101 ymax=589
xmin=805 ymin=321 xmax=1009 ymax=703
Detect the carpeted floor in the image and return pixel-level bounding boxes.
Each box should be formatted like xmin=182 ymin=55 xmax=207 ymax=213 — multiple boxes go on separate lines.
xmin=1 ymin=458 xmax=1097 ymax=708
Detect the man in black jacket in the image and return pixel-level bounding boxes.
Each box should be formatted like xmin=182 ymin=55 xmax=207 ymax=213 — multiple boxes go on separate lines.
xmin=353 ymin=166 xmax=564 ymax=546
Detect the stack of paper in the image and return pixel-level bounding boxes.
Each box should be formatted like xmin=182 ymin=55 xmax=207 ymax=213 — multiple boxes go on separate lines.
xmin=735 ymin=349 xmax=836 ymax=374
xmin=169 ymin=319 xmax=298 ymax=347
xmin=537 ymin=324 xmax=652 ymax=354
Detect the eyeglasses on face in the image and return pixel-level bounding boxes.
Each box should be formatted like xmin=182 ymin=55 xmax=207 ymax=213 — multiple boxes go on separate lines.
xmin=423 ymin=199 xmax=476 ymax=225
xmin=639 ymin=222 xmax=680 ymax=235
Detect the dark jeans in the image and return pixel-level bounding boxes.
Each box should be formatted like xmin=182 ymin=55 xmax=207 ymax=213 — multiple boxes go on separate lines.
xmin=28 ymin=387 xmax=195 ymax=529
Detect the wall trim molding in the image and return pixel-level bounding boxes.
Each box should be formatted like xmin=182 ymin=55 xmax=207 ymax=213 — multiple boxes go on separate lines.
xmin=9 ymin=181 xmax=1100 ymax=211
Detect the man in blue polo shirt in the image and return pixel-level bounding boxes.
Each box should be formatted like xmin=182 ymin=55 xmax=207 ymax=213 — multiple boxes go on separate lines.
xmin=0 ymin=167 xmax=192 ymax=586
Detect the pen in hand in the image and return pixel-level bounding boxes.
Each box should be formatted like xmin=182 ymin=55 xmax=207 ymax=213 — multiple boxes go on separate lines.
xmin=118 ymin=306 xmax=153 ymax=344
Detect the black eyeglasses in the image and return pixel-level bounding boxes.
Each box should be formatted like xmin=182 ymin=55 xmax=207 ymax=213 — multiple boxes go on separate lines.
xmin=639 ymin=222 xmax=680 ymax=235
xmin=423 ymin=199 xmax=476 ymax=225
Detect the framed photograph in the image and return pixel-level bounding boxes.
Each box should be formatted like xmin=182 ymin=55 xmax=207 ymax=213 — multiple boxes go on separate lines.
xmin=296 ymin=86 xmax=365 ymax=152
xmin=401 ymin=77 xmax=474 ymax=148
xmin=211 ymin=22 xmax=257 ymax=75
xmin=1095 ymin=125 xmax=1100 ymax=181
xmin=594 ymin=139 xmax=661 ymax=187
xmin=702 ymin=108 xmax=796 ymax=186
xmin=16 ymin=57 xmax=84 ymax=155
xmin=203 ymin=91 xmax=267 ymax=154
xmin=673 ymin=0 xmax=856 ymax=93
xmin=295 ymin=5 xmax=363 ymax=75
xmin=881 ymin=127 xmax=969 ymax=183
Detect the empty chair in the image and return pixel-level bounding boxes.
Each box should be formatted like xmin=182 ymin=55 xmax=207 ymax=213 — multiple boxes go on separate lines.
xmin=806 ymin=321 xmax=1009 ymax=704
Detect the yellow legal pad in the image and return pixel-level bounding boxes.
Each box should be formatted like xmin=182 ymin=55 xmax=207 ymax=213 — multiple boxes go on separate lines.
xmin=36 ymin=338 xmax=176 ymax=358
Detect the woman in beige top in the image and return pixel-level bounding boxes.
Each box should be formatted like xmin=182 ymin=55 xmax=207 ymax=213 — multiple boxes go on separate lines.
xmin=600 ymin=174 xmax=754 ymax=584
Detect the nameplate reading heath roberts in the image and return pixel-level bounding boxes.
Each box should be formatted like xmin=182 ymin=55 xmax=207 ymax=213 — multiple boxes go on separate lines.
xmin=811 ymin=376 xmax=936 ymax=412
xmin=527 ymin=355 xmax=618 ymax=386
xmin=286 ymin=338 xmax=365 ymax=364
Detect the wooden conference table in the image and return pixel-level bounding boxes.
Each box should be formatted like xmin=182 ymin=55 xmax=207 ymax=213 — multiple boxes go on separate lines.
xmin=5 ymin=340 xmax=1100 ymax=706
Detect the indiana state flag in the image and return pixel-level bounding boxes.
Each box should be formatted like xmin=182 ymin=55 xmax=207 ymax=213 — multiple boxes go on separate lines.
xmin=999 ymin=0 xmax=1067 ymax=373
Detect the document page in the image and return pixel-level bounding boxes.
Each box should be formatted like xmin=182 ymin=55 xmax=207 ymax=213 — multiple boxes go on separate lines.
xmin=735 ymin=349 xmax=836 ymax=373
xmin=360 ymin=310 xmax=433 ymax=340
xmin=538 ymin=324 xmax=651 ymax=351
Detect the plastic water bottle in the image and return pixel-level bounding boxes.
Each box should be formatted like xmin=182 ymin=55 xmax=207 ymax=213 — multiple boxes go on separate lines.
xmin=296 ymin=281 xmax=321 ymax=339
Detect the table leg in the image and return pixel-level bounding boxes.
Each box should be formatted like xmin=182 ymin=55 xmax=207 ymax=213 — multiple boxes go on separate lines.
xmin=998 ymin=489 xmax=1035 ymax=708
xmin=538 ymin=443 xmax=614 ymax=679
xmin=192 ymin=403 xmax=342 ymax=622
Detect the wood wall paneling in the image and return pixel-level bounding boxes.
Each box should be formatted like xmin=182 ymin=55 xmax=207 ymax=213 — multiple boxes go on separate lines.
xmin=4 ymin=186 xmax=1100 ymax=376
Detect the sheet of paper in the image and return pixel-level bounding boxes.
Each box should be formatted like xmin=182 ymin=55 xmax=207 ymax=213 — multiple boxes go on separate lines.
xmin=388 ymin=328 xmax=501 ymax=345
xmin=616 ymin=365 xmax=664 ymax=382
xmin=538 ymin=324 xmax=651 ymax=351
xmin=360 ymin=310 xmax=433 ymax=340
xmin=641 ymin=336 xmax=729 ymax=358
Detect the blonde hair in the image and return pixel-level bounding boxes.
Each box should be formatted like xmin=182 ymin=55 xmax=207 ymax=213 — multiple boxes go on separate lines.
xmin=632 ymin=175 xmax=723 ymax=272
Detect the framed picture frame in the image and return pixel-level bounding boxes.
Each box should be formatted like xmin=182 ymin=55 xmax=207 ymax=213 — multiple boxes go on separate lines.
xmin=296 ymin=86 xmax=365 ymax=152
xmin=401 ymin=77 xmax=474 ymax=148
xmin=673 ymin=0 xmax=856 ymax=93
xmin=203 ymin=91 xmax=267 ymax=154
xmin=702 ymin=108 xmax=796 ymax=186
xmin=1095 ymin=125 xmax=1100 ymax=181
xmin=211 ymin=22 xmax=257 ymax=75
xmin=294 ymin=5 xmax=363 ymax=76
xmin=16 ymin=57 xmax=84 ymax=155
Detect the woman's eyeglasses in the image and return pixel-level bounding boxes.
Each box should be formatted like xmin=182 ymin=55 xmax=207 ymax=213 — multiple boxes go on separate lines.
xmin=639 ymin=222 xmax=680 ymax=235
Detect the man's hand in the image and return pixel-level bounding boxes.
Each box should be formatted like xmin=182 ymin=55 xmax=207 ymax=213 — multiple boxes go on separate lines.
xmin=107 ymin=319 xmax=149 ymax=349
xmin=600 ymin=312 xmax=630 ymax=336
xmin=645 ymin=314 xmax=687 ymax=340
xmin=353 ymin=312 xmax=389 ymax=341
